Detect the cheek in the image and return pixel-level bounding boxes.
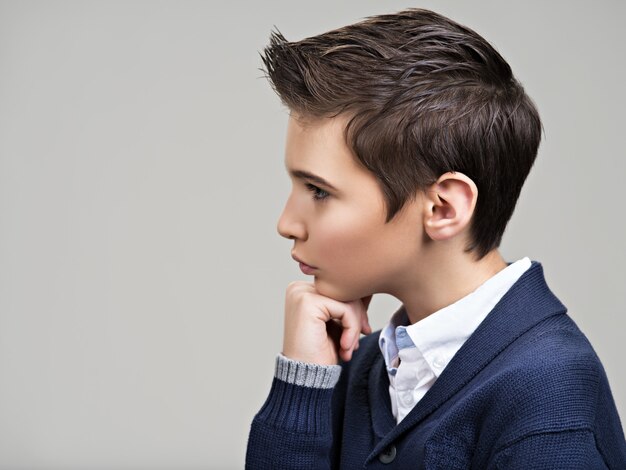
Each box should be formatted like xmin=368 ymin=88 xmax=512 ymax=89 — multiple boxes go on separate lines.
xmin=312 ymin=214 xmax=389 ymax=290
xmin=315 ymin=216 xmax=376 ymax=266
xmin=310 ymin=204 xmax=420 ymax=297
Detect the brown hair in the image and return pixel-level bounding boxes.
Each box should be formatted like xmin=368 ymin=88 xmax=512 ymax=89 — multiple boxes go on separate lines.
xmin=260 ymin=8 xmax=542 ymax=260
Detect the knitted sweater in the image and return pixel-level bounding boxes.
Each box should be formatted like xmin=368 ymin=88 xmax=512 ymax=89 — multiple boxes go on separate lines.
xmin=246 ymin=261 xmax=626 ymax=469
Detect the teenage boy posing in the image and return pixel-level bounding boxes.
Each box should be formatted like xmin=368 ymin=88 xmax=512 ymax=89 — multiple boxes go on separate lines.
xmin=246 ymin=8 xmax=626 ymax=469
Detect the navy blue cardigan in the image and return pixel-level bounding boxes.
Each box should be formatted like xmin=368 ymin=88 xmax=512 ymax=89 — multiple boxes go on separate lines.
xmin=246 ymin=261 xmax=626 ymax=468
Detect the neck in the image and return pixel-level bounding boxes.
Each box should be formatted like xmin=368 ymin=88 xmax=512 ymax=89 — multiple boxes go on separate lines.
xmin=388 ymin=247 xmax=508 ymax=324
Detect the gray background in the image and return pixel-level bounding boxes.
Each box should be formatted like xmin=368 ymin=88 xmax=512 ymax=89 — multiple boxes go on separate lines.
xmin=0 ymin=0 xmax=624 ymax=468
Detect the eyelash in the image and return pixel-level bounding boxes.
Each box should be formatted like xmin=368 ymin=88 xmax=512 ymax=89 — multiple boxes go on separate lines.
xmin=305 ymin=183 xmax=330 ymax=202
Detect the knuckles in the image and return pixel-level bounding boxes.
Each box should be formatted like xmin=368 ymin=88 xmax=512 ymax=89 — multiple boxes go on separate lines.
xmin=286 ymin=281 xmax=317 ymax=303
xmin=286 ymin=280 xmax=314 ymax=295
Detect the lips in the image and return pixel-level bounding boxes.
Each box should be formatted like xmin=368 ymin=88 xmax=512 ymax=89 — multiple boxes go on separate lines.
xmin=291 ymin=252 xmax=317 ymax=275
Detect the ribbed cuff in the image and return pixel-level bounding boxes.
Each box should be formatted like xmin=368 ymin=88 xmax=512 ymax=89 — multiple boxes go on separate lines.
xmin=255 ymin=380 xmax=331 ymax=435
xmin=275 ymin=353 xmax=342 ymax=389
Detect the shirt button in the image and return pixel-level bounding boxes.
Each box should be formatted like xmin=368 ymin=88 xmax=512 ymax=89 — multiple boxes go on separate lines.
xmin=432 ymin=356 xmax=446 ymax=369
xmin=378 ymin=444 xmax=397 ymax=464
xmin=400 ymin=391 xmax=414 ymax=407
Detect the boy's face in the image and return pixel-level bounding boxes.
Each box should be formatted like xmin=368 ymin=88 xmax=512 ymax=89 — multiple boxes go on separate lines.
xmin=277 ymin=113 xmax=427 ymax=302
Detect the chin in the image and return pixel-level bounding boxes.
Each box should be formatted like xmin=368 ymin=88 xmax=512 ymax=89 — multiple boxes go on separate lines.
xmin=314 ymin=277 xmax=361 ymax=303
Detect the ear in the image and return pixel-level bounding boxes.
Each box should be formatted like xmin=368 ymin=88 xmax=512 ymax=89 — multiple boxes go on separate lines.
xmin=423 ymin=171 xmax=478 ymax=241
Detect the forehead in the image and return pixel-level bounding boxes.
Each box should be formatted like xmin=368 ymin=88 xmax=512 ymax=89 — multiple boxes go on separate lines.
xmin=284 ymin=114 xmax=360 ymax=177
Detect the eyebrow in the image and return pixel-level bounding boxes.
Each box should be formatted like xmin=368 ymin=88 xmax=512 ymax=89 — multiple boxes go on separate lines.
xmin=286 ymin=167 xmax=339 ymax=192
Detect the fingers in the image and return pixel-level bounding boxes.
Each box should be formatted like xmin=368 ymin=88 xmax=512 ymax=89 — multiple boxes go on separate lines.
xmin=286 ymin=281 xmax=374 ymax=364
xmin=318 ymin=299 xmax=361 ymax=362
xmin=335 ymin=298 xmax=373 ymax=362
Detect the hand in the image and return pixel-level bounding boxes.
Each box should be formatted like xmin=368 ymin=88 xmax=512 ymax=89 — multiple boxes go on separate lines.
xmin=282 ymin=281 xmax=373 ymax=366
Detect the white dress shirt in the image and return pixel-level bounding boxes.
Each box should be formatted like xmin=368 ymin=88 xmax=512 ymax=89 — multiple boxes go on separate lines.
xmin=378 ymin=257 xmax=532 ymax=423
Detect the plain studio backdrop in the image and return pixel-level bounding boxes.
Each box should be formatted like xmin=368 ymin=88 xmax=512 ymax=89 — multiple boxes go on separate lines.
xmin=0 ymin=0 xmax=624 ymax=468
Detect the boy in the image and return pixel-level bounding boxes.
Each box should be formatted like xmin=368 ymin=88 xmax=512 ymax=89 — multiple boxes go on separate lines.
xmin=246 ymin=8 xmax=626 ymax=469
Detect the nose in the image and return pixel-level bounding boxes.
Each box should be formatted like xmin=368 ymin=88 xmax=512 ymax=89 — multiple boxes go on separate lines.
xmin=276 ymin=193 xmax=307 ymax=241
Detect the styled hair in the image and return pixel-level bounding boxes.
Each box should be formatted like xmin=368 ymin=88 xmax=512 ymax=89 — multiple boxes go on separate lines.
xmin=260 ymin=8 xmax=542 ymax=260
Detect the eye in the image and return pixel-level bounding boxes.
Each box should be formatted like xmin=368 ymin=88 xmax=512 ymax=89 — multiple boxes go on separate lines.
xmin=305 ymin=183 xmax=330 ymax=202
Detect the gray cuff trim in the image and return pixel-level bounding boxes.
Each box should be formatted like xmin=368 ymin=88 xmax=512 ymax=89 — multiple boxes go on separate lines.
xmin=275 ymin=353 xmax=342 ymax=389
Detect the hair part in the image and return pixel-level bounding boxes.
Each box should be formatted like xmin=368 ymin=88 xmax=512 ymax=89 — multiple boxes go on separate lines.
xmin=260 ymin=8 xmax=543 ymax=260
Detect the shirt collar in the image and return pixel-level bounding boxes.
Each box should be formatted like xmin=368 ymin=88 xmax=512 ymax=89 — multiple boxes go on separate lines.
xmin=378 ymin=306 xmax=408 ymax=370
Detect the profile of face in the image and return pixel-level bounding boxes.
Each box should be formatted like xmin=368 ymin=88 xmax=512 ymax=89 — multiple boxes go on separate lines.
xmin=277 ymin=113 xmax=427 ymax=302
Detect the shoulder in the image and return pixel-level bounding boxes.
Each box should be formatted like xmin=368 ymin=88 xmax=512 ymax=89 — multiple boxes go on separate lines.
xmin=489 ymin=313 xmax=614 ymax=438
xmin=483 ymin=317 xmax=626 ymax=466
xmin=504 ymin=313 xmax=603 ymax=396
xmin=449 ymin=312 xmax=626 ymax=462
xmin=516 ymin=312 xmax=604 ymax=382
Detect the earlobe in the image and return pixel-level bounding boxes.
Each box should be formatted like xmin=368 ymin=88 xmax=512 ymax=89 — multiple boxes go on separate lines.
xmin=423 ymin=172 xmax=477 ymax=241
